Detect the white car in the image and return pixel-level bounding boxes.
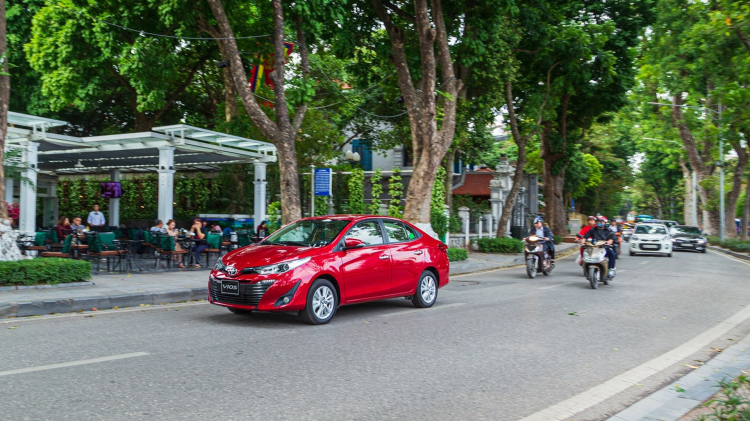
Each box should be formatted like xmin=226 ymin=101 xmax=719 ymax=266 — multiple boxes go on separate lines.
xmin=630 ymin=224 xmax=672 ymax=257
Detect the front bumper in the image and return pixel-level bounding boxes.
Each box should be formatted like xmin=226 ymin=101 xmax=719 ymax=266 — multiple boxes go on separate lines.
xmin=207 ymin=267 xmax=313 ymax=312
xmin=630 ymin=241 xmax=671 ymax=253
xmin=672 ymin=241 xmax=706 ymax=252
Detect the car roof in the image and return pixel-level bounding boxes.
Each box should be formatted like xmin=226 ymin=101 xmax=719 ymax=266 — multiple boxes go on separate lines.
xmin=299 ymin=215 xmax=412 ymax=224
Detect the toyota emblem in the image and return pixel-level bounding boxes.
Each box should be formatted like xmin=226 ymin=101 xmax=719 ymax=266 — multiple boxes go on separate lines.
xmin=226 ymin=264 xmax=238 ymax=276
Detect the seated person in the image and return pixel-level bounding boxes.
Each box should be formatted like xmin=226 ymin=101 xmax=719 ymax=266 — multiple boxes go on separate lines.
xmin=189 ymin=218 xmax=208 ymax=268
xmin=150 ymin=219 xmax=165 ymax=233
xmin=69 ymin=216 xmax=86 ymax=233
xmin=55 ymin=216 xmax=72 ymax=240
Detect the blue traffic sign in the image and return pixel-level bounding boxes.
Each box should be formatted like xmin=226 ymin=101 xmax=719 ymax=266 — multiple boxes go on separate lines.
xmin=314 ymin=168 xmax=332 ymax=196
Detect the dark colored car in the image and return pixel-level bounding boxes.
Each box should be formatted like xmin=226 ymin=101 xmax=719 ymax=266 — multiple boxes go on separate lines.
xmin=208 ymin=215 xmax=450 ymax=324
xmin=669 ymin=225 xmax=707 ymax=253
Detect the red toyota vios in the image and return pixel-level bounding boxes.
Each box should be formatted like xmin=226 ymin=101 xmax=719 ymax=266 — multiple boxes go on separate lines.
xmin=208 ymin=215 xmax=450 ymax=324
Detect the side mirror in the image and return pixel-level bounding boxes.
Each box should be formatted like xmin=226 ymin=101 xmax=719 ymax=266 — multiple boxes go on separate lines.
xmin=343 ymin=238 xmax=365 ymax=250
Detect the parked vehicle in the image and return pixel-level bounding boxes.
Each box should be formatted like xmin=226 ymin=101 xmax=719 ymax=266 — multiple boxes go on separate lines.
xmin=208 ymin=216 xmax=450 ymax=324
xmin=524 ymin=235 xmax=553 ymax=278
xmin=629 ymin=223 xmax=672 ymax=257
xmin=582 ymin=240 xmax=615 ymax=289
xmin=669 ymin=225 xmax=707 ymax=253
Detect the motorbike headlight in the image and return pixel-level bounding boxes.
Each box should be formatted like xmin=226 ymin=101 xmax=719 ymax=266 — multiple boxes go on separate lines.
xmin=214 ymin=256 xmax=226 ymax=271
xmin=255 ymin=257 xmax=311 ymax=275
xmin=631 ymin=235 xmax=639 ymax=241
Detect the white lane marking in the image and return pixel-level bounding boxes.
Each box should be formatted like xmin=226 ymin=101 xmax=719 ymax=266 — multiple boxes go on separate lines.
xmin=537 ymin=282 xmax=576 ymax=290
xmin=518 ymin=302 xmax=750 ymax=421
xmin=640 ymin=260 xmax=649 ymax=265
xmin=0 ymin=301 xmax=209 ymax=324
xmin=380 ymin=302 xmax=466 ymax=318
xmin=711 ymin=249 xmax=750 ymax=266
xmin=0 ymin=352 xmax=149 ymax=377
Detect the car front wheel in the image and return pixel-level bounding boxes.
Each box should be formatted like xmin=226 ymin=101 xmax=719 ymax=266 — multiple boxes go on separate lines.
xmin=300 ymin=279 xmax=338 ymax=325
xmin=412 ymin=271 xmax=438 ymax=308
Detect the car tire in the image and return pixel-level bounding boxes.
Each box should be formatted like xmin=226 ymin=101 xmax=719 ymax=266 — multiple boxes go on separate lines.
xmin=629 ymin=251 xmax=635 ymax=256
xmin=412 ymin=270 xmax=438 ymax=308
xmin=701 ymin=249 xmax=707 ymax=253
xmin=300 ymin=279 xmax=338 ymax=325
xmin=228 ymin=307 xmax=252 ymax=316
xmin=667 ymin=253 xmax=672 ymax=257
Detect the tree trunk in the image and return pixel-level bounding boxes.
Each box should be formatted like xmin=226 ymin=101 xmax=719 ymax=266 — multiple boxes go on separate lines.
xmin=742 ymin=171 xmax=750 ymax=241
xmin=671 ymin=93 xmax=720 ymax=234
xmin=543 ymin=163 xmax=567 ymax=236
xmin=134 ymin=111 xmax=153 ymax=132
xmin=497 ymin=81 xmax=528 ymax=237
xmin=371 ymin=0 xmax=461 ymax=225
xmin=0 ymin=0 xmax=8 ymax=220
xmin=726 ymin=141 xmax=748 ymax=238
xmin=206 ymin=0 xmax=307 ymax=223
xmin=678 ymin=158 xmax=695 ymax=226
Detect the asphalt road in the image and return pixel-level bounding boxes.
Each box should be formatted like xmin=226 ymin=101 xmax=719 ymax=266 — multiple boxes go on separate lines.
xmin=3 ymin=248 xmax=750 ymax=421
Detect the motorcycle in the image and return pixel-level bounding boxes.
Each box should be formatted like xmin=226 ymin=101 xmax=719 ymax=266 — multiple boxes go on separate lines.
xmin=524 ymin=235 xmax=553 ymax=278
xmin=583 ymin=240 xmax=616 ymax=289
xmin=614 ymin=232 xmax=622 ymax=256
xmin=622 ymin=226 xmax=632 ymax=242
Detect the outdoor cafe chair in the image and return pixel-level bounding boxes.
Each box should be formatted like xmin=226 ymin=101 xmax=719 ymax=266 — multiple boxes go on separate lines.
xmin=236 ymin=231 xmax=252 ymax=247
xmin=201 ymin=233 xmax=223 ymax=268
xmin=142 ymin=230 xmax=157 ymax=258
xmin=25 ymin=232 xmax=48 ymax=256
xmin=88 ymin=232 xmax=127 ymax=273
xmin=41 ymin=235 xmax=74 ymax=258
xmin=155 ymin=233 xmax=188 ymax=271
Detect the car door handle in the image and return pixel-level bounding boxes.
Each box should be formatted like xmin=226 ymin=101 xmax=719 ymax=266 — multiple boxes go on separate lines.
xmin=414 ymin=250 xmax=423 ymax=255
xmin=379 ymin=255 xmax=390 ymax=260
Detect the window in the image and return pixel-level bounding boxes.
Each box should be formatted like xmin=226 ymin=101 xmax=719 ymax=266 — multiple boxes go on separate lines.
xmin=670 ymin=226 xmax=701 ymax=235
xmin=402 ymin=144 xmax=413 ymax=167
xmin=351 ymin=139 xmax=373 ymax=171
xmin=345 ymin=221 xmax=384 ymax=246
xmin=383 ymin=221 xmax=417 ymax=243
xmin=264 ymin=219 xmax=350 ymax=247
xmin=635 ymin=225 xmax=667 ymax=235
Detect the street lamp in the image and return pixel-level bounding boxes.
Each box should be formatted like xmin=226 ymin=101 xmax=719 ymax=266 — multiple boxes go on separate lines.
xmin=345 ymin=150 xmax=361 ymax=162
xmin=648 ymin=101 xmax=725 ymax=241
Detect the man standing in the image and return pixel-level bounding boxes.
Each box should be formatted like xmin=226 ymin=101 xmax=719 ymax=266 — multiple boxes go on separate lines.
xmin=87 ymin=203 xmax=106 ymax=232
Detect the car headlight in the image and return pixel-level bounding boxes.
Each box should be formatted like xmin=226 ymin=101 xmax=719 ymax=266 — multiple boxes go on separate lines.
xmin=671 ymin=238 xmax=676 ymax=242
xmin=214 ymin=256 xmax=226 ymax=271
xmin=255 ymin=257 xmax=311 ymax=275
xmin=697 ymin=239 xmax=706 ymax=244
xmin=631 ymin=235 xmax=639 ymax=241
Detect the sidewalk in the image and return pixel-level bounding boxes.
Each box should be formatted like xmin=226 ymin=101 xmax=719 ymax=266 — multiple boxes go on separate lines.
xmin=0 ymin=242 xmax=578 ymax=318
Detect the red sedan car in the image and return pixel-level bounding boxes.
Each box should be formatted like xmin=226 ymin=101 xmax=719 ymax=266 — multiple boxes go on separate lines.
xmin=208 ymin=215 xmax=450 ymax=324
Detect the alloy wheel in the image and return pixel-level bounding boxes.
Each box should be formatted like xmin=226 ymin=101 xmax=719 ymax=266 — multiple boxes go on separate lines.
xmin=312 ymin=285 xmax=334 ymax=320
xmin=421 ymin=275 xmax=437 ymax=304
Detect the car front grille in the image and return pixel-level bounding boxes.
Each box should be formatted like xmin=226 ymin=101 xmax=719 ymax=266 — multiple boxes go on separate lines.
xmin=210 ymin=280 xmax=272 ymax=306
xmin=638 ymin=244 xmax=662 ymax=251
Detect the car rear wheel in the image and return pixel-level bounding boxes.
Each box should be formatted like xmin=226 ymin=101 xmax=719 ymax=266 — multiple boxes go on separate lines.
xmin=228 ymin=307 xmax=252 ymax=316
xmin=300 ymin=279 xmax=338 ymax=325
xmin=412 ymin=271 xmax=438 ymax=308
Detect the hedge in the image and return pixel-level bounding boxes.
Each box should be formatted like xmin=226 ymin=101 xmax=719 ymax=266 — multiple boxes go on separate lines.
xmin=553 ymin=235 xmax=563 ymax=245
xmin=0 ymin=258 xmax=92 ymax=286
xmin=707 ymin=236 xmax=750 ymax=253
xmin=476 ymin=237 xmax=524 ymax=253
xmin=447 ymin=247 xmax=468 ymax=262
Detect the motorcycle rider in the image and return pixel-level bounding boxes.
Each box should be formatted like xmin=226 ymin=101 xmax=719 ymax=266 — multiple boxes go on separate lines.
xmin=576 ymin=216 xmax=597 ymax=264
xmin=608 ymin=217 xmax=622 ymax=255
xmin=583 ymin=216 xmax=617 ymax=276
xmin=525 ymin=217 xmax=555 ymax=263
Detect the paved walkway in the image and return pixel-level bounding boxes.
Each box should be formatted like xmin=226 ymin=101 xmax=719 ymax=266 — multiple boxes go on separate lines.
xmin=0 ymin=243 xmax=578 ymax=318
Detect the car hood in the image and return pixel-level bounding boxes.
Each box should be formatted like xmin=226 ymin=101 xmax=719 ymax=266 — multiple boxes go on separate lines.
xmin=634 ymin=233 xmax=667 ymax=239
xmin=223 ymin=244 xmax=317 ymax=269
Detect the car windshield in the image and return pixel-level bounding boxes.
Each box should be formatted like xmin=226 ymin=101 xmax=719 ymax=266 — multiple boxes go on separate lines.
xmin=262 ymin=219 xmax=351 ymax=247
xmin=635 ymin=225 xmax=667 ymax=235
xmin=671 ymin=226 xmax=702 ymax=235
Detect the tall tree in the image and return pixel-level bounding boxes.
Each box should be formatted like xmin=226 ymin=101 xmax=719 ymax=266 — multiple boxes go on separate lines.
xmin=206 ymin=0 xmax=312 ymax=223
xmin=0 ymin=0 xmax=8 ymax=221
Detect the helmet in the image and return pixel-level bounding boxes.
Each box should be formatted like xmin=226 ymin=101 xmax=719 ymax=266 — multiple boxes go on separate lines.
xmin=598 ymin=216 xmax=608 ymax=223
xmin=533 ymin=216 xmax=544 ymax=224
xmin=587 ymin=215 xmax=596 ymax=221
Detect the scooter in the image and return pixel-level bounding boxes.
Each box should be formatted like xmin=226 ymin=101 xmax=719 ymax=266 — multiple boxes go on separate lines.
xmin=524 ymin=235 xmax=553 ymax=279
xmin=582 ymin=240 xmax=616 ymax=289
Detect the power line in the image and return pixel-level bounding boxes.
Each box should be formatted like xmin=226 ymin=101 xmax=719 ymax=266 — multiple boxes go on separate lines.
xmin=57 ymin=5 xmax=272 ymax=41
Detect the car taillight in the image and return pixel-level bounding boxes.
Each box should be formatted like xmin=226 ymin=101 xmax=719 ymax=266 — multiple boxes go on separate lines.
xmin=438 ymin=243 xmax=448 ymax=252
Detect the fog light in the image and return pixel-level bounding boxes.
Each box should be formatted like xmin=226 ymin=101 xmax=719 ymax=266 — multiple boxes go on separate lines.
xmin=283 ymin=297 xmax=290 ymax=304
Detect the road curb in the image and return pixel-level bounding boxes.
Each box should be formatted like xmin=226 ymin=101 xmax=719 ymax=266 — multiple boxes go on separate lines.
xmin=607 ymin=331 xmax=750 ymax=421
xmin=707 ymin=245 xmax=750 ymax=262
xmin=1 ymin=287 xmax=208 ymax=318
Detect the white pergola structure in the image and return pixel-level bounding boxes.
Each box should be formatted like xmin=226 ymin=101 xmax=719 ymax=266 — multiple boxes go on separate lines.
xmin=4 ymin=112 xmax=276 ymax=234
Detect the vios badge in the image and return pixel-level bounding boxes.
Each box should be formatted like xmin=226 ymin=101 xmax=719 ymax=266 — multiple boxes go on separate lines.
xmin=226 ymin=263 xmax=238 ymax=276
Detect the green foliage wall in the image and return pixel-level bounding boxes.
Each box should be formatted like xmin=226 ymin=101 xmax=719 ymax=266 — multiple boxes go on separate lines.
xmin=368 ymin=168 xmax=383 ymax=215
xmin=348 ymin=168 xmax=365 ymax=214
xmin=388 ymin=167 xmax=404 ymax=218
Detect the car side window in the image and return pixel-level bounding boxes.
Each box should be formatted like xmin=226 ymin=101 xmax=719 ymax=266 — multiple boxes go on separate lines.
xmin=383 ymin=221 xmax=414 ymax=243
xmin=345 ymin=221 xmax=384 ymax=246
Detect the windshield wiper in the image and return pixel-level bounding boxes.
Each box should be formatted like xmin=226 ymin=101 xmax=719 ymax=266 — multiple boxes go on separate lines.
xmin=277 ymin=241 xmax=310 ymax=247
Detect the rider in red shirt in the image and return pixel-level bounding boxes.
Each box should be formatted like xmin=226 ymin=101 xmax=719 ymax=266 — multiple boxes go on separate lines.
xmin=576 ymin=216 xmax=597 ymax=264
